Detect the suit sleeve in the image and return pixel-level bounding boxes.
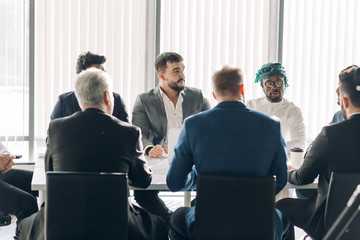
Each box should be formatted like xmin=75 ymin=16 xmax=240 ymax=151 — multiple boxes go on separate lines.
xmin=50 ymin=96 xmax=63 ymax=120
xmin=127 ymin=129 xmax=152 ymax=188
xmin=45 ymin=122 xmax=54 ymax=172
xmin=201 ymin=93 xmax=211 ymax=111
xmin=270 ymin=122 xmax=288 ymax=194
xmin=131 ymin=95 xmax=153 ymax=148
xmin=286 ymin=106 xmax=306 ymax=154
xmin=114 ymin=93 xmax=129 ymax=123
xmin=166 ymin=120 xmax=197 ymax=191
xmin=288 ymin=126 xmax=329 ymax=184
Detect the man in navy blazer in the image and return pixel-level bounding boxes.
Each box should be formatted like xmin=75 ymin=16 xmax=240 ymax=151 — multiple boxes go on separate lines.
xmin=167 ymin=66 xmax=288 ymax=240
xmin=50 ymin=51 xmax=128 ymax=122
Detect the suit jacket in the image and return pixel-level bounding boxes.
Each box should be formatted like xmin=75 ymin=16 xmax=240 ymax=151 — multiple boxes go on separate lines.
xmin=132 ymin=86 xmax=211 ymax=147
xmin=17 ymin=109 xmax=168 ymax=240
xmin=166 ymin=101 xmax=288 ymax=239
xmin=288 ymin=114 xmax=360 ymax=236
xmin=50 ymin=91 xmax=129 ymax=122
xmin=46 ymin=108 xmax=151 ymax=187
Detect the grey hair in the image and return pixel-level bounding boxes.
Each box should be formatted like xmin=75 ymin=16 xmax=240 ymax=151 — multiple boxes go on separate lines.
xmin=75 ymin=68 xmax=113 ymax=108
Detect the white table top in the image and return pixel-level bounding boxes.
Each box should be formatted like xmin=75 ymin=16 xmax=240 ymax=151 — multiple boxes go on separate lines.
xmin=31 ymin=155 xmax=317 ymax=191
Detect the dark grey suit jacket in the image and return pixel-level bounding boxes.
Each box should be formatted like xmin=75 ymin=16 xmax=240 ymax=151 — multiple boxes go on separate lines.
xmin=288 ymin=114 xmax=360 ymax=236
xmin=50 ymin=91 xmax=129 ymax=122
xmin=132 ymin=86 xmax=211 ymax=148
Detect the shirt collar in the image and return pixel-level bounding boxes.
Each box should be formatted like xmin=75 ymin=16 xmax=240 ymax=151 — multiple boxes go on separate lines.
xmin=159 ymin=86 xmax=185 ymax=98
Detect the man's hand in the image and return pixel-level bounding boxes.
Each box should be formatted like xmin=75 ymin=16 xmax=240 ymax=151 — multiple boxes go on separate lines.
xmin=148 ymin=145 xmax=165 ymax=158
xmin=0 ymin=153 xmax=15 ymax=173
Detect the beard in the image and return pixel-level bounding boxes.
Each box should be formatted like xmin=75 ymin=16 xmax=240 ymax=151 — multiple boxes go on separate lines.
xmin=266 ymin=90 xmax=283 ymax=103
xmin=168 ymin=79 xmax=185 ymax=92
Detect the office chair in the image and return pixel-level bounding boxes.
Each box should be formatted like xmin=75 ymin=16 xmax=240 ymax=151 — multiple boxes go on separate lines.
xmin=323 ymin=185 xmax=360 ymax=240
xmin=195 ymin=174 xmax=276 ymax=240
xmin=323 ymin=172 xmax=360 ymax=240
xmin=45 ymin=171 xmax=128 ymax=240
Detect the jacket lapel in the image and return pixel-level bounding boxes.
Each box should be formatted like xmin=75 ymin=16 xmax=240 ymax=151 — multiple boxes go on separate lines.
xmin=181 ymin=88 xmax=191 ymax=119
xmin=152 ymin=87 xmax=167 ymax=137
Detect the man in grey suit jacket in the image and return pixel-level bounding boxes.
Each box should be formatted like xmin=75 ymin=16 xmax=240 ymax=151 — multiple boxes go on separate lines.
xmin=132 ymin=52 xmax=211 ymax=219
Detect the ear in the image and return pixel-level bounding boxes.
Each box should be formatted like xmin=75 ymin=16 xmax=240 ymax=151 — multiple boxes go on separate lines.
xmin=212 ymin=91 xmax=217 ymax=100
xmin=158 ymin=72 xmax=166 ymax=81
xmin=104 ymin=91 xmax=111 ymax=105
xmin=240 ymin=84 xmax=245 ymax=96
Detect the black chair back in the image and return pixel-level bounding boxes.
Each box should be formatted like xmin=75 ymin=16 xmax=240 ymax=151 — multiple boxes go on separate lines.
xmin=45 ymin=171 xmax=128 ymax=240
xmin=323 ymin=172 xmax=360 ymax=239
xmin=195 ymin=174 xmax=275 ymax=240
xmin=324 ymin=185 xmax=360 ymax=240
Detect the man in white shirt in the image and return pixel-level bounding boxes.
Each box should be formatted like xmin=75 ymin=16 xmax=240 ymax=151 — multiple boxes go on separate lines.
xmin=132 ymin=52 xmax=210 ymax=220
xmin=247 ymin=63 xmax=306 ymax=157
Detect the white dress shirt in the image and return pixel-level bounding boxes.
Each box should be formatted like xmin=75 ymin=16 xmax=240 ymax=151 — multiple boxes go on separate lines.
xmin=160 ymin=88 xmax=183 ymax=148
xmin=247 ymin=97 xmax=306 ymax=156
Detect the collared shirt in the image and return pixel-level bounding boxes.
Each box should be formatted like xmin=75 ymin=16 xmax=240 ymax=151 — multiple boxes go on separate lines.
xmin=0 ymin=141 xmax=8 ymax=154
xmin=159 ymin=88 xmax=183 ymax=148
xmin=348 ymin=112 xmax=360 ymax=118
xmin=247 ymin=96 xmax=306 ymax=156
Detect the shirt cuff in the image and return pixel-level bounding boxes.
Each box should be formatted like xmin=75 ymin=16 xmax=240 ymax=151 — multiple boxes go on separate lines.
xmin=144 ymin=145 xmax=154 ymax=156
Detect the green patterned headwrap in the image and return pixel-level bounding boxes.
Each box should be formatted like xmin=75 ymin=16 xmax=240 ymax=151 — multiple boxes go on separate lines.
xmin=255 ymin=62 xmax=289 ymax=88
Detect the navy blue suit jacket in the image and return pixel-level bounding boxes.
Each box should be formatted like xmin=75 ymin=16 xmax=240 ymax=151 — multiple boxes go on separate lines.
xmin=166 ymin=101 xmax=287 ymax=239
xmin=50 ymin=91 xmax=129 ymax=122
xmin=167 ymin=101 xmax=287 ymax=193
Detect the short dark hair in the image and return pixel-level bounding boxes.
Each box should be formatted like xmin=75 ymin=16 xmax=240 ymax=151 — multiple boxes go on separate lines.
xmin=339 ymin=65 xmax=360 ymax=108
xmin=154 ymin=52 xmax=183 ymax=73
xmin=76 ymin=52 xmax=106 ymax=74
xmin=212 ymin=66 xmax=244 ymax=97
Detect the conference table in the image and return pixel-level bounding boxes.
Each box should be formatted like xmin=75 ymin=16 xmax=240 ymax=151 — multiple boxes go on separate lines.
xmin=31 ymin=154 xmax=317 ymax=206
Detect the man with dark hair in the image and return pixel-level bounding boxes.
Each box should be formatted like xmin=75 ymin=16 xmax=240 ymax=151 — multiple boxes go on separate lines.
xmin=247 ymin=63 xmax=306 ymax=156
xmin=75 ymin=51 xmax=106 ymax=74
xmin=50 ymin=51 xmax=128 ymax=122
xmin=0 ymin=141 xmax=38 ymax=226
xmin=132 ymin=52 xmax=210 ymax=219
xmin=276 ymin=65 xmax=360 ymax=239
xmin=167 ymin=66 xmax=287 ymax=240
xmin=16 ymin=68 xmax=168 ymax=240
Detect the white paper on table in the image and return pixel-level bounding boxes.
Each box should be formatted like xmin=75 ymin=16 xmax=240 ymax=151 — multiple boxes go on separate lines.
xmin=149 ymin=158 xmax=169 ymax=172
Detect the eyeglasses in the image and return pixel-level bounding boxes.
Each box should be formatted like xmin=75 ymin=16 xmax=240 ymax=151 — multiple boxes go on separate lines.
xmin=264 ymin=80 xmax=284 ymax=88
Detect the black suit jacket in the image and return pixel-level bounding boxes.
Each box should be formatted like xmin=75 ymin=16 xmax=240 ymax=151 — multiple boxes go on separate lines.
xmin=50 ymin=91 xmax=129 ymax=122
xmin=17 ymin=109 xmax=169 ymax=240
xmin=46 ymin=108 xmax=151 ymax=187
xmin=288 ymin=114 xmax=360 ymax=236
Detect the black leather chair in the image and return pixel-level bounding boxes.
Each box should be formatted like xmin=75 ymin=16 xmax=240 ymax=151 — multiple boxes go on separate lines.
xmin=194 ymin=174 xmax=276 ymax=240
xmin=323 ymin=184 xmax=360 ymax=240
xmin=322 ymin=172 xmax=360 ymax=240
xmin=45 ymin=171 xmax=128 ymax=240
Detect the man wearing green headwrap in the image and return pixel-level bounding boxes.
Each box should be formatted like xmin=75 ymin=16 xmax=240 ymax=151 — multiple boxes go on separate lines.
xmin=247 ymin=63 xmax=306 ymax=160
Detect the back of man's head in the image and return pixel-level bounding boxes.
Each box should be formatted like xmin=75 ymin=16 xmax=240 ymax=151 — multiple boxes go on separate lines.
xmin=212 ymin=66 xmax=244 ymax=98
xmin=75 ymin=68 xmax=113 ymax=109
xmin=76 ymin=52 xmax=106 ymax=74
xmin=154 ymin=52 xmax=183 ymax=73
xmin=339 ymin=65 xmax=360 ymax=108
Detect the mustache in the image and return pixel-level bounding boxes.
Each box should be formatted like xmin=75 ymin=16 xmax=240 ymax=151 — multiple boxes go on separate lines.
xmin=177 ymin=78 xmax=185 ymax=83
